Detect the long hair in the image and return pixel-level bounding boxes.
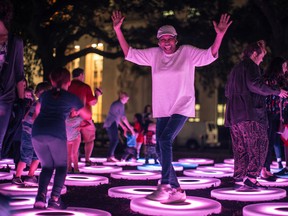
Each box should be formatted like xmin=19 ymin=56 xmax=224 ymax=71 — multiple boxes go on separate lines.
xmin=263 ymin=57 xmax=286 ymax=85
xmin=49 ymin=67 xmax=71 ymax=98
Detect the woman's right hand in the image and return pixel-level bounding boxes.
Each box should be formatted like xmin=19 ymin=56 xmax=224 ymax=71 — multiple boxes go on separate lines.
xmin=111 ymin=11 xmax=125 ymax=31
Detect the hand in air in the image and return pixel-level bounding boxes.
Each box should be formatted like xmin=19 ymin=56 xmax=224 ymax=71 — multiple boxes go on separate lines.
xmin=111 ymin=11 xmax=125 ymax=31
xmin=279 ymin=89 xmax=288 ymax=98
xmin=213 ymin=13 xmax=232 ymax=35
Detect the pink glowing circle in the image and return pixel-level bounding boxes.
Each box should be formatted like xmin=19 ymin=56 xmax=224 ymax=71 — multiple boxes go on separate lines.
xmin=223 ymin=158 xmax=234 ymax=164
xmin=176 ymin=177 xmax=221 ymax=190
xmin=0 ymin=172 xmax=13 ymax=180
xmin=137 ymin=164 xmax=183 ymax=171
xmin=256 ymin=178 xmax=288 ymax=187
xmin=103 ymin=161 xmax=143 ymax=166
xmin=12 ymin=207 xmax=111 ymax=216
xmin=0 ymin=158 xmax=14 ymax=165
xmin=79 ymin=165 xmax=122 ymax=174
xmin=243 ymin=202 xmax=288 ymax=216
xmin=197 ymin=166 xmax=234 ymax=172
xmin=80 ymin=157 xmax=108 ymax=163
xmin=214 ymin=163 xmax=234 ymax=168
xmin=0 ymin=183 xmax=67 ymax=196
xmin=137 ymin=158 xmax=157 ymax=164
xmin=178 ymin=158 xmax=214 ymax=165
xmin=9 ymin=195 xmax=35 ymax=210
xmin=10 ymin=168 xmax=42 ymax=176
xmin=130 ymin=196 xmax=221 ymax=216
xmin=211 ymin=187 xmax=286 ymax=202
xmin=111 ymin=170 xmax=161 ymax=180
xmin=61 ymin=174 xmax=108 ymax=186
xmin=108 ymin=185 xmax=157 ymax=199
xmin=183 ymin=169 xmax=233 ymax=178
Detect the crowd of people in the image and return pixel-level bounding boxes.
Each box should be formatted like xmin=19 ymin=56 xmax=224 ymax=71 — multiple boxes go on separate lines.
xmin=1 ymin=0 xmax=288 ymax=212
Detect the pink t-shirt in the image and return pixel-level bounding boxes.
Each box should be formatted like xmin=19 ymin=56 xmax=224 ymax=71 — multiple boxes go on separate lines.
xmin=126 ymin=45 xmax=217 ymax=118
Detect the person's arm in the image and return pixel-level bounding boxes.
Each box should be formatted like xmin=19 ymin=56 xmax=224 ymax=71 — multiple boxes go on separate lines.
xmin=121 ymin=116 xmax=134 ymax=132
xmin=210 ymin=14 xmax=232 ymax=57
xmin=77 ymin=106 xmax=92 ymax=120
xmin=16 ymin=80 xmax=25 ymax=99
xmin=111 ymin=11 xmax=130 ymax=57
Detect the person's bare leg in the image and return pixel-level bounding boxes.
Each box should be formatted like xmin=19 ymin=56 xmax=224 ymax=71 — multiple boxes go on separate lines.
xmin=72 ymin=137 xmax=81 ymax=172
xmin=84 ymin=141 xmax=94 ymax=162
xmin=67 ymin=142 xmax=73 ymax=172
xmin=15 ymin=161 xmax=26 ymax=177
xmin=27 ymin=160 xmax=40 ymax=177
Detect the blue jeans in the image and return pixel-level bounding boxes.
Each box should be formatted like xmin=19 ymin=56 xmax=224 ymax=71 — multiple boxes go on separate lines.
xmin=20 ymin=130 xmax=38 ymax=164
xmin=32 ymin=135 xmax=67 ymax=198
xmin=156 ymin=114 xmax=187 ymax=188
xmin=106 ymin=122 xmax=119 ymax=157
xmin=0 ymin=103 xmax=13 ymax=158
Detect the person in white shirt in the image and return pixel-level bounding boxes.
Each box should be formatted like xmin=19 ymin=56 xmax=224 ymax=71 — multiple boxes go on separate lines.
xmin=111 ymin=10 xmax=232 ymax=204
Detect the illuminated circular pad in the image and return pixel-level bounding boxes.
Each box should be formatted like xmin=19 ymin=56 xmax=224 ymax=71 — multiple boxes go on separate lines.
xmin=12 ymin=207 xmax=111 ymax=216
xmin=80 ymin=157 xmax=108 ymax=163
xmin=183 ymin=169 xmax=233 ymax=178
xmin=256 ymin=178 xmax=288 ymax=187
xmin=178 ymin=158 xmax=214 ymax=165
xmin=130 ymin=196 xmax=221 ymax=216
xmin=243 ymin=202 xmax=288 ymax=216
xmin=197 ymin=166 xmax=234 ymax=172
xmin=103 ymin=161 xmax=143 ymax=166
xmin=0 ymin=183 xmax=67 ymax=196
xmin=63 ymin=174 xmax=109 ymax=186
xmin=9 ymin=195 xmax=35 ymax=210
xmin=79 ymin=165 xmax=122 ymax=174
xmin=172 ymin=162 xmax=198 ymax=169
xmin=176 ymin=177 xmax=221 ymax=190
xmin=0 ymin=172 xmax=13 ymax=180
xmin=0 ymin=158 xmax=14 ymax=165
xmin=223 ymin=158 xmax=234 ymax=164
xmin=108 ymin=185 xmax=157 ymax=199
xmin=211 ymin=187 xmax=286 ymax=202
xmin=137 ymin=164 xmax=183 ymax=172
xmin=214 ymin=163 xmax=234 ymax=168
xmin=111 ymin=170 xmax=161 ymax=180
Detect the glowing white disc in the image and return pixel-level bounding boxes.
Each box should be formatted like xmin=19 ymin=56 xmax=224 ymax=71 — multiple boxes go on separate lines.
xmin=0 ymin=183 xmax=67 ymax=196
xmin=256 ymin=178 xmax=288 ymax=187
xmin=223 ymin=158 xmax=234 ymax=164
xmin=61 ymin=174 xmax=109 ymax=186
xmin=183 ymin=169 xmax=233 ymax=178
xmin=80 ymin=157 xmax=107 ymax=163
xmin=111 ymin=170 xmax=161 ymax=180
xmin=211 ymin=187 xmax=286 ymax=202
xmin=0 ymin=172 xmax=13 ymax=180
xmin=0 ymin=158 xmax=14 ymax=165
xmin=1 ymin=164 xmax=15 ymax=169
xmin=130 ymin=196 xmax=221 ymax=216
xmin=175 ymin=177 xmax=221 ymax=190
xmin=214 ymin=163 xmax=234 ymax=168
xmin=272 ymin=161 xmax=286 ymax=167
xmin=243 ymin=202 xmax=288 ymax=216
xmin=102 ymin=161 xmax=143 ymax=166
xmin=79 ymin=165 xmax=122 ymax=174
xmin=178 ymin=158 xmax=214 ymax=165
xmin=137 ymin=164 xmax=183 ymax=172
xmin=172 ymin=162 xmax=198 ymax=169
xmin=108 ymin=185 xmax=157 ymax=199
xmin=197 ymin=166 xmax=234 ymax=172
xmin=9 ymin=195 xmax=35 ymax=210
xmin=12 ymin=207 xmax=111 ymax=216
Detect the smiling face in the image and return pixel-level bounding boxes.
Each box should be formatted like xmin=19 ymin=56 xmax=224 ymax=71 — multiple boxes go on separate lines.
xmin=158 ymin=35 xmax=178 ymax=54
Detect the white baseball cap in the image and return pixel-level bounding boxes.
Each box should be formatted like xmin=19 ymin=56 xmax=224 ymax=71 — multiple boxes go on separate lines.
xmin=157 ymin=25 xmax=177 ymax=39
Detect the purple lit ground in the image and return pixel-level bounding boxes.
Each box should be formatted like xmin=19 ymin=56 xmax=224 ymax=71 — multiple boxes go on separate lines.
xmin=2 ymin=146 xmax=288 ymax=216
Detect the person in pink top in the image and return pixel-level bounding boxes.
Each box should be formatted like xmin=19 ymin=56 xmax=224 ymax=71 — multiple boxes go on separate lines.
xmin=111 ymin=10 xmax=232 ymax=204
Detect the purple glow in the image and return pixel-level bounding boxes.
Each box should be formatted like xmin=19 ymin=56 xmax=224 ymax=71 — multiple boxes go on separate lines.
xmin=108 ymin=185 xmax=157 ymax=199
xmin=243 ymin=202 xmax=288 ymax=216
xmin=178 ymin=158 xmax=214 ymax=165
xmin=184 ymin=169 xmax=233 ymax=178
xmin=79 ymin=165 xmax=122 ymax=174
xmin=111 ymin=170 xmax=161 ymax=180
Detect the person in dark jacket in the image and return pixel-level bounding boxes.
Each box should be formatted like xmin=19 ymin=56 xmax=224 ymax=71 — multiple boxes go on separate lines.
xmin=0 ymin=0 xmax=25 ymax=160
xmin=225 ymin=40 xmax=288 ymax=190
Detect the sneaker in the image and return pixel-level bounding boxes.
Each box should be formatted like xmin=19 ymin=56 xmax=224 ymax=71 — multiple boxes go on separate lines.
xmin=236 ymin=185 xmax=260 ymax=192
xmin=47 ymin=197 xmax=66 ymax=209
xmin=161 ymin=189 xmax=186 ymax=204
xmin=107 ymin=156 xmax=120 ymax=162
xmin=85 ymin=160 xmax=93 ymax=167
xmin=275 ymin=167 xmax=288 ymax=175
xmin=146 ymin=184 xmax=171 ymax=201
xmin=12 ymin=176 xmax=24 ymax=185
xmin=244 ymin=178 xmax=268 ymax=189
xmin=34 ymin=194 xmax=46 ymax=209
xmin=24 ymin=176 xmax=38 ymax=186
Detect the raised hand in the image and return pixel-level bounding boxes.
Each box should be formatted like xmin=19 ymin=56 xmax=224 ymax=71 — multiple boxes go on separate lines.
xmin=111 ymin=11 xmax=125 ymax=31
xmin=213 ymin=13 xmax=232 ymax=35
